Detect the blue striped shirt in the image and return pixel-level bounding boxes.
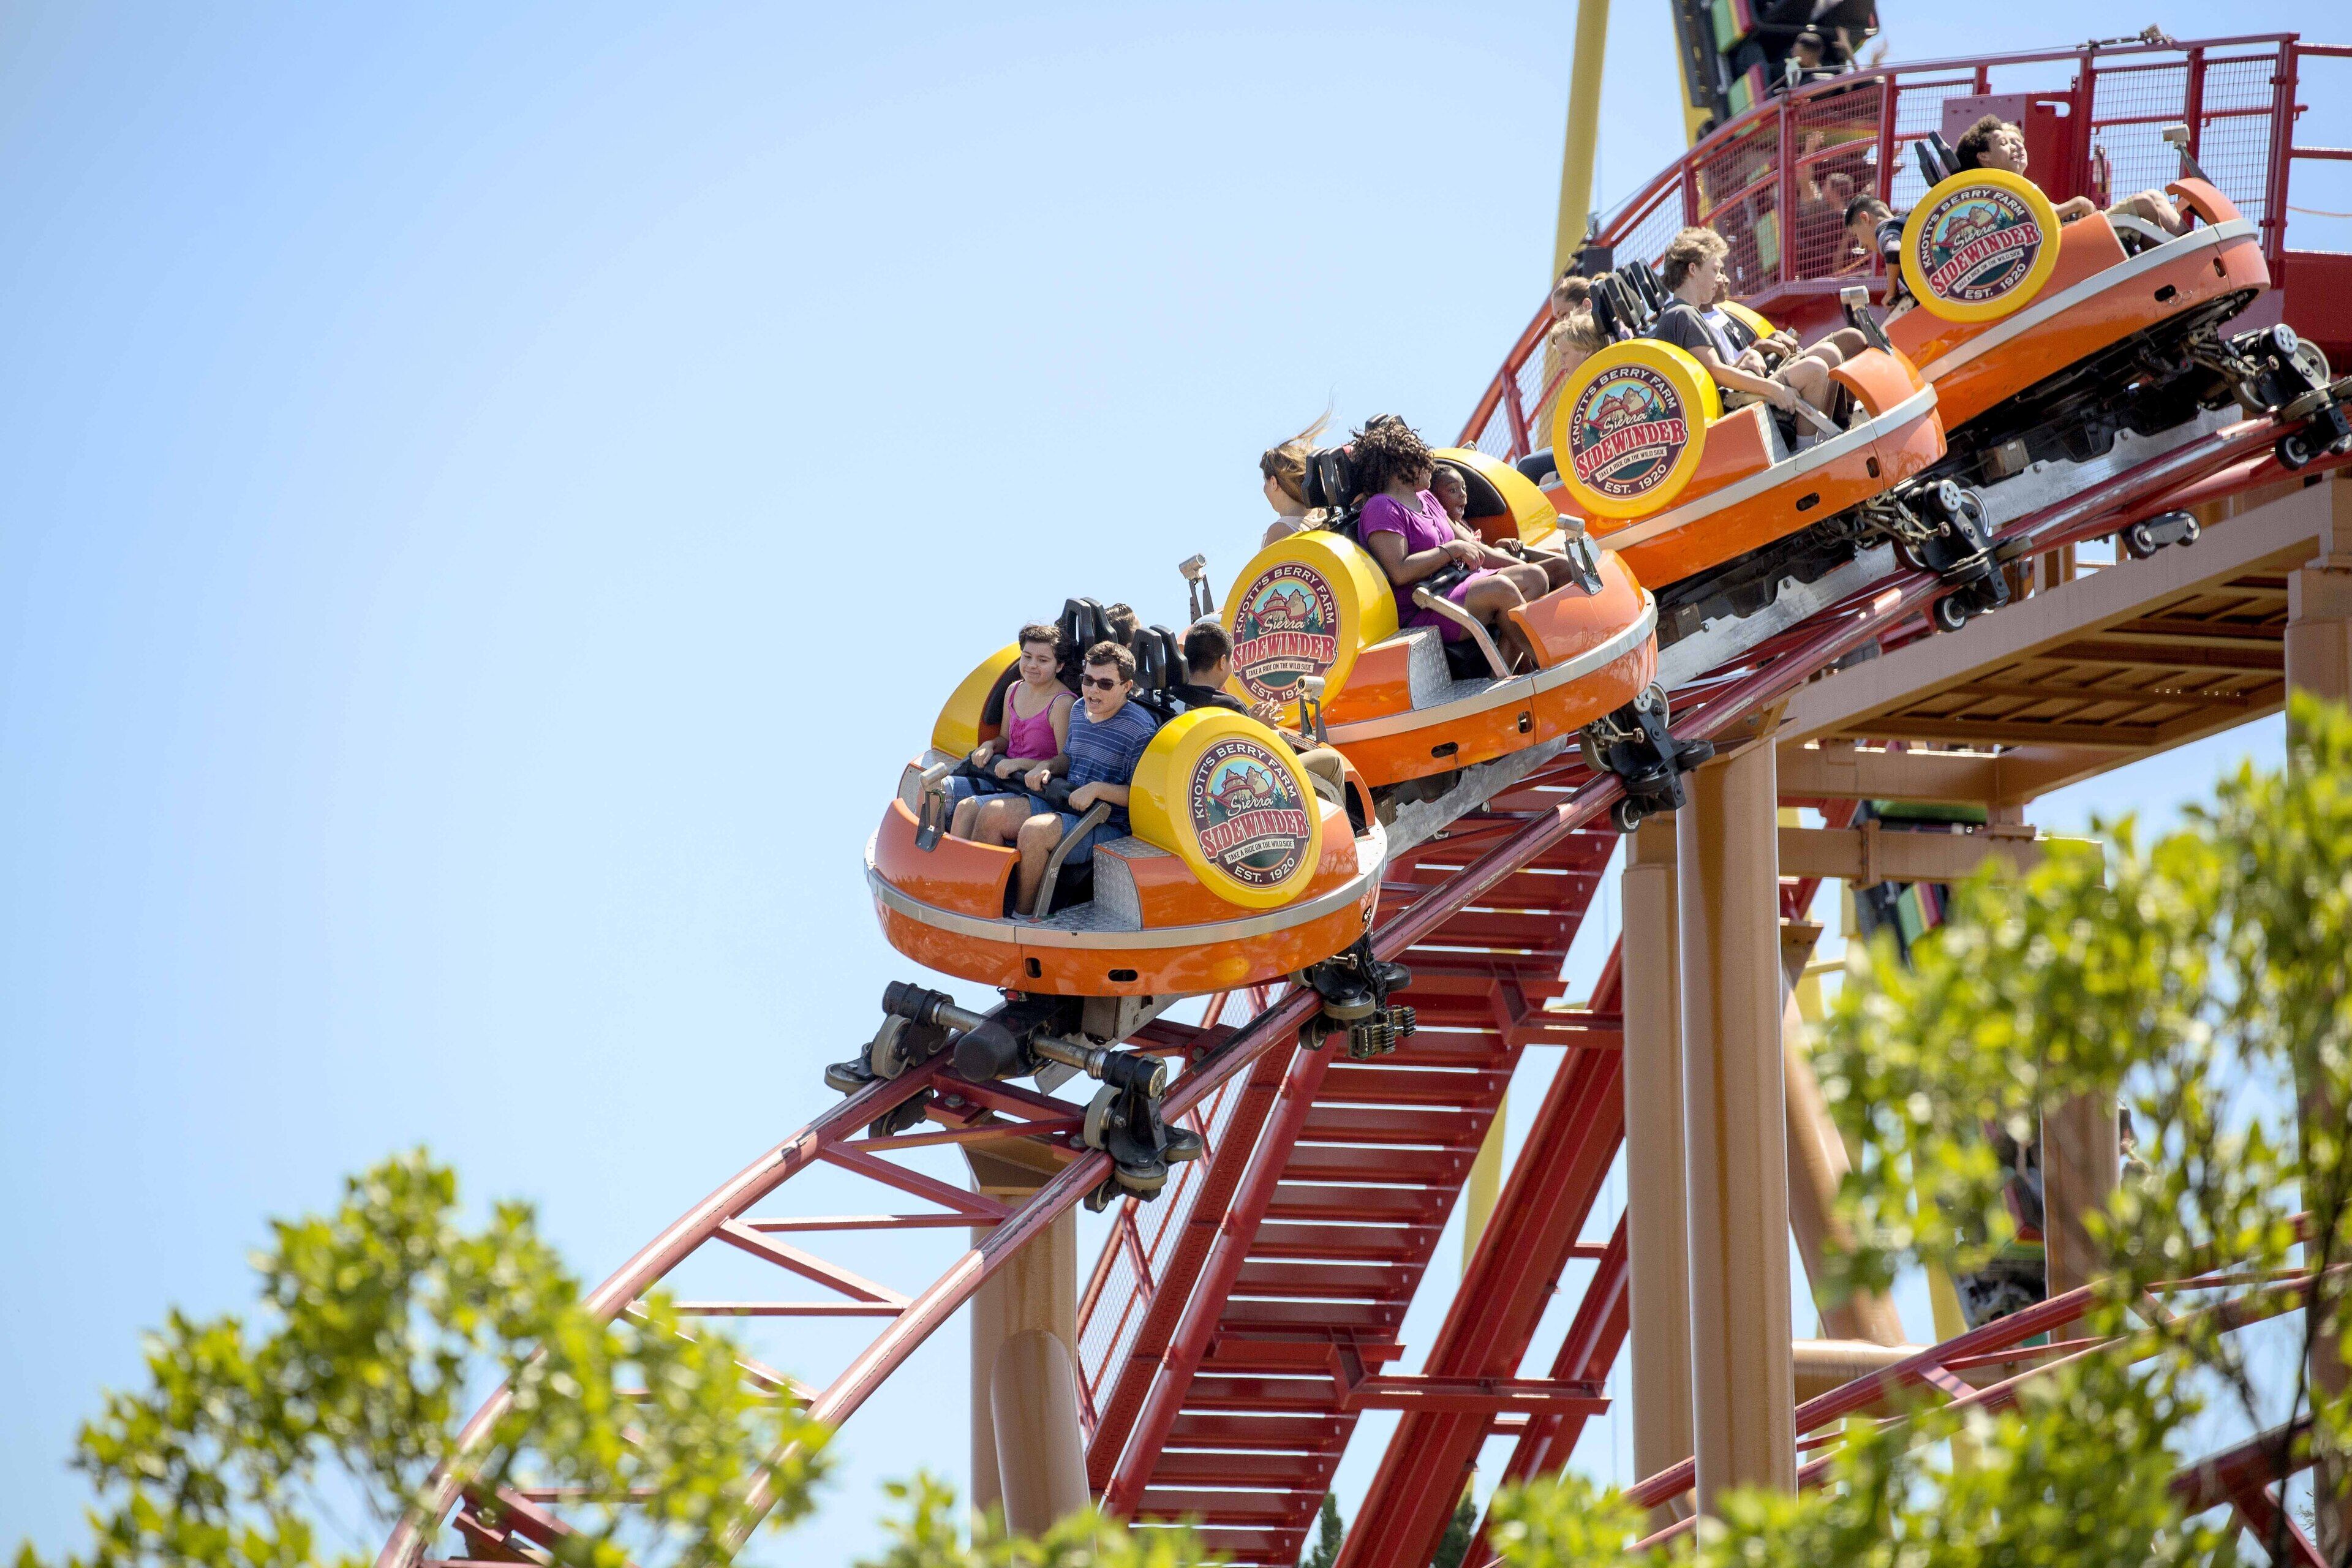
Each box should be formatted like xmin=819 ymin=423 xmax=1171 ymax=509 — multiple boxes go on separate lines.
xmin=1063 ymin=699 xmax=1158 ymax=832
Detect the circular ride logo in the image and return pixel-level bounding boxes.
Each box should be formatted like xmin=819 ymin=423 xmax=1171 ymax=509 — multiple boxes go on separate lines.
xmin=1567 ymin=366 xmax=1691 ymax=505
xmin=1232 ymin=564 xmax=1341 ymax=702
xmin=1186 ymin=736 xmax=1313 ymax=891
xmin=1913 ymin=184 xmax=2046 ymax=307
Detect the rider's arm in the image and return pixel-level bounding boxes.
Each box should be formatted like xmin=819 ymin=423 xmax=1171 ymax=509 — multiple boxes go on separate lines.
xmin=1689 ymin=342 xmax=1792 ymax=406
xmin=1365 ymin=524 xmax=1466 ymax=586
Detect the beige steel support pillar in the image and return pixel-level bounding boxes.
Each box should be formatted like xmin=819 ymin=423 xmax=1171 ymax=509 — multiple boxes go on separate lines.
xmin=2040 ymin=1094 xmax=2118 ymax=1333
xmin=2005 ymin=786 xmax=2117 ymax=1339
xmin=967 ymin=1148 xmax=1087 ymax=1532
xmin=1780 ymin=922 xmax=1906 ymax=1347
xmin=1678 ymin=741 xmax=1796 ymax=1510
xmin=2287 ymin=485 xmax=2352 ymax=1556
xmin=1622 ymin=818 xmax=1692 ymax=1523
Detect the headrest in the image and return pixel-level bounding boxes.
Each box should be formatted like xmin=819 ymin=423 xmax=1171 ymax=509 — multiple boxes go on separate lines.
xmin=1917 ymin=131 xmax=1961 ymax=187
xmin=1302 ymin=445 xmax=1359 ymax=512
xmin=1589 ymin=284 xmax=1624 ymax=342
xmin=978 ymin=659 xmax=1021 ymax=726
xmin=1130 ymin=625 xmax=1182 ymax=697
xmin=1626 ymin=260 xmax=1666 ymax=314
xmin=1058 ymin=598 xmax=1107 ymax=668
xmin=1591 ymin=272 xmax=1652 ymax=340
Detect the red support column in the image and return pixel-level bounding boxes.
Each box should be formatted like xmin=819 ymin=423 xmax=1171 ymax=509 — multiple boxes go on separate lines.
xmin=1101 ymin=1037 xmax=1328 ymax=1515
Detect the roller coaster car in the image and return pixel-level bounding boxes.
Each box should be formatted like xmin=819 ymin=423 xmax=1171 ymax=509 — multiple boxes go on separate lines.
xmin=1888 ymin=136 xmax=2348 ymax=499
xmin=1221 ymin=448 xmax=1700 ymax=832
xmin=1545 ymin=298 xmax=2002 ymax=646
xmin=845 ymin=604 xmax=1401 ymax=1202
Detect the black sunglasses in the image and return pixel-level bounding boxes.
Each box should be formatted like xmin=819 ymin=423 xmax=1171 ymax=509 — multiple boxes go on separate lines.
xmin=1082 ymin=675 xmax=1124 ymax=692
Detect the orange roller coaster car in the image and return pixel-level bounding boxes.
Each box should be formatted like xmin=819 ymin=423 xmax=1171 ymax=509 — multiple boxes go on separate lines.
xmin=1536 ymin=275 xmax=2006 ymax=654
xmin=1888 ymin=148 xmax=2345 ymax=527
xmin=1551 ymin=334 xmax=1948 ymax=597
xmin=869 ymin=703 xmax=1381 ymax=1002
xmin=1223 ymin=449 xmax=1700 ymax=832
xmin=833 ymin=624 xmax=1404 ymax=1208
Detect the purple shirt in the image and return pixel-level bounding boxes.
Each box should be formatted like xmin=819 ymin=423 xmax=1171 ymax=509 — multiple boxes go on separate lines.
xmin=1362 ymin=489 xmax=1471 ymax=629
xmin=1364 ymin=491 xmax=1486 ymax=639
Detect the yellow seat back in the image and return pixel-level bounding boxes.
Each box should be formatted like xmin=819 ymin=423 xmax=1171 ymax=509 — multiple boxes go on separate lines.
xmin=1433 ymin=446 xmax=1571 ymax=546
xmin=929 ymin=643 xmax=1022 ymax=758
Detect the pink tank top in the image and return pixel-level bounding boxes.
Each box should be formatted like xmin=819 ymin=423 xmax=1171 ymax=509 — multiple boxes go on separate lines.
xmin=1002 ymin=684 xmax=1063 ymax=760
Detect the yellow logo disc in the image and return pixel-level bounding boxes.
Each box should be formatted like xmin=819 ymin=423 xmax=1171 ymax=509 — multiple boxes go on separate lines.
xmin=1899 ymin=168 xmax=2064 ymax=323
xmin=1221 ymin=530 xmax=1398 ymax=707
xmin=1128 ymin=709 xmax=1324 ymax=910
xmin=1550 ymin=339 xmax=1719 ymax=520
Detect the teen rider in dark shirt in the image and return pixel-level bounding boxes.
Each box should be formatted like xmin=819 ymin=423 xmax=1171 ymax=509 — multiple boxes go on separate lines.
xmin=1649 ymin=226 xmax=1842 ymax=424
xmin=1173 ymin=620 xmax=1349 ymax=799
xmin=1843 ymin=194 xmax=1913 ymax=314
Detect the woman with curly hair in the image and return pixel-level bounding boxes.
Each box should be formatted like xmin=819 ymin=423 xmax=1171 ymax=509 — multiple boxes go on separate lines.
xmin=1350 ymin=415 xmax=1550 ymax=672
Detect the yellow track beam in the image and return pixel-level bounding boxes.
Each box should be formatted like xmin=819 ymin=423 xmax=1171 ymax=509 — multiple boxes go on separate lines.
xmin=1551 ymin=0 xmax=1611 ymax=277
xmin=1463 ymin=1091 xmax=1505 ymax=1269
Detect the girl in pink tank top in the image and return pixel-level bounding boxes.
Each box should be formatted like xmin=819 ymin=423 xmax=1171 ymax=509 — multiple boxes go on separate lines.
xmin=1001 ymin=684 xmax=1063 ymax=761
xmin=951 ymin=627 xmax=1074 ymax=840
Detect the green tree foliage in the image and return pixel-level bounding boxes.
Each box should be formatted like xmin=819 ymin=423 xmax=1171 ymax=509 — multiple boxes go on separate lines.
xmin=1480 ymin=695 xmax=2352 ymax=1564
xmin=1430 ymin=1485 xmax=1476 ymax=1568
xmin=856 ymin=1473 xmax=1219 ymax=1567
xmin=1300 ymin=1493 xmax=1342 ymax=1568
xmin=1813 ymin=692 xmax=2350 ymax=1476
xmin=15 ymin=1151 xmax=828 ymax=1568
xmin=1487 ymin=1366 xmax=2230 ymax=1568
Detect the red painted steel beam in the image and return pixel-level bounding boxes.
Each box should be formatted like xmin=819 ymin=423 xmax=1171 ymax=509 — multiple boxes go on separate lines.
xmin=1488 ymin=1222 xmax=1630 ymax=1489
xmin=1102 ymin=1039 xmax=1335 ymax=1513
xmin=1097 ymin=793 xmax=1625 ymax=1455
xmin=380 ymin=1063 xmax=951 ymax=1567
xmin=2226 ymin=1482 xmax=2328 ymax=1568
xmin=1332 ymin=1041 xmax=1628 ymax=1568
xmin=1340 ymin=1375 xmax=1609 ymax=1415
xmin=2171 ymin=1417 xmax=2313 ymax=1513
xmin=1085 ymin=1039 xmax=1294 ymax=1487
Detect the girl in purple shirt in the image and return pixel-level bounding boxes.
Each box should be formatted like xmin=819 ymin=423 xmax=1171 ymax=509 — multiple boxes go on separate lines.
xmin=1350 ymin=416 xmax=1551 ymax=671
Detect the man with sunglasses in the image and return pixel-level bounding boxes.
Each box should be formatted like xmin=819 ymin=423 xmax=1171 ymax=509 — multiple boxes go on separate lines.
xmin=973 ymin=641 xmax=1158 ymax=914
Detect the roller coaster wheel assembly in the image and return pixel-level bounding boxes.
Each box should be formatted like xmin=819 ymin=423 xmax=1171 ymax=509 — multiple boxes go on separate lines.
xmin=1579 ymin=682 xmax=1714 ymax=832
xmin=1300 ymin=935 xmax=1416 ymax=1060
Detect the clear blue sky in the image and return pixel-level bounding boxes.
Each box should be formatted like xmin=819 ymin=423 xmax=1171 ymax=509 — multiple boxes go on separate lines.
xmin=2 ymin=4 xmax=2341 ymax=1561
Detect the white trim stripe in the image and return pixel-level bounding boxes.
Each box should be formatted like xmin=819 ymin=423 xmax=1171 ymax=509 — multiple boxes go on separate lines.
xmin=1925 ymin=219 xmax=2258 ymax=380
xmin=1594 ymin=385 xmax=1940 ymax=555
xmin=1324 ymin=592 xmax=1659 ymax=744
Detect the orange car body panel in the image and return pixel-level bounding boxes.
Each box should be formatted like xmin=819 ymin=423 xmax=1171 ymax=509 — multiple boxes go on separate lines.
xmin=1891 ymin=192 xmax=2269 ymax=431
xmin=1319 ymin=550 xmax=1656 ymax=788
xmin=1550 ymin=348 xmax=1942 ymax=590
xmin=870 ymin=801 xmax=1016 ymax=918
xmin=867 ymin=791 xmax=1376 ymax=997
